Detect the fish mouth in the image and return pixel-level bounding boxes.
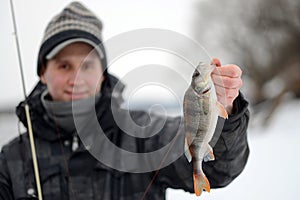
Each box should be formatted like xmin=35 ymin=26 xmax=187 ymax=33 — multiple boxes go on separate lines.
xmin=202 ymin=88 xmax=210 ymax=94
xmin=192 ymin=70 xmax=200 ymax=78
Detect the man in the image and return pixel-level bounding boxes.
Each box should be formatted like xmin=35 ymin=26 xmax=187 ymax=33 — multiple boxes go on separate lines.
xmin=0 ymin=1 xmax=249 ymax=199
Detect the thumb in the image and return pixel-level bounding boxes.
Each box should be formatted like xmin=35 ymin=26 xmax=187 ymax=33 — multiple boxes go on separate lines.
xmin=211 ymin=57 xmax=221 ymax=67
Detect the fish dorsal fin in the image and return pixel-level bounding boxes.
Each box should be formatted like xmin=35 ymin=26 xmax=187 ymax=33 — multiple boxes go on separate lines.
xmin=216 ymin=102 xmax=228 ymax=119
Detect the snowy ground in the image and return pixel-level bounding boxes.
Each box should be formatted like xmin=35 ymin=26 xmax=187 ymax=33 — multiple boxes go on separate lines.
xmin=1 ymin=100 xmax=300 ymax=200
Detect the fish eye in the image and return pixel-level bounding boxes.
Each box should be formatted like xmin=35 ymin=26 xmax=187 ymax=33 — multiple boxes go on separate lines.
xmin=193 ymin=70 xmax=200 ymax=78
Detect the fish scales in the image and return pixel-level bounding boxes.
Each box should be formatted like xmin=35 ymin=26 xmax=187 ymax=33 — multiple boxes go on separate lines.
xmin=183 ymin=62 xmax=228 ymax=197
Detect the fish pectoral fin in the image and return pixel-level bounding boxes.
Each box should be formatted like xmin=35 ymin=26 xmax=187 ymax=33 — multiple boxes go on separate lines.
xmin=184 ymin=138 xmax=192 ymax=162
xmin=217 ymin=101 xmax=228 ymax=119
xmin=203 ymin=154 xmax=214 ymax=162
xmin=193 ymin=173 xmax=210 ymax=196
xmin=203 ymin=144 xmax=215 ymax=162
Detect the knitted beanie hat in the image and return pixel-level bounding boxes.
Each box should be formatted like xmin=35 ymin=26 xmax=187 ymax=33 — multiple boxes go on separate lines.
xmin=37 ymin=1 xmax=107 ymax=76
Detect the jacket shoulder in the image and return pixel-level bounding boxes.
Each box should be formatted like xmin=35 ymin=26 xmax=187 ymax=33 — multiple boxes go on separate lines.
xmin=1 ymin=133 xmax=28 ymax=158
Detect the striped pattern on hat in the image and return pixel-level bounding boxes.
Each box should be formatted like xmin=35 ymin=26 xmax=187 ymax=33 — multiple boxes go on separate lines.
xmin=42 ymin=2 xmax=103 ymax=43
xmin=37 ymin=1 xmax=106 ymax=76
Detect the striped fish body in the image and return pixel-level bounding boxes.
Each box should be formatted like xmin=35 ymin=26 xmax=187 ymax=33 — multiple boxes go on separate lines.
xmin=183 ymin=62 xmax=228 ymax=196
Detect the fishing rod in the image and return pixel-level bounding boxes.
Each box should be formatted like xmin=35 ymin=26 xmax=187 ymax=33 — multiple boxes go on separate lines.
xmin=8 ymin=0 xmax=43 ymax=199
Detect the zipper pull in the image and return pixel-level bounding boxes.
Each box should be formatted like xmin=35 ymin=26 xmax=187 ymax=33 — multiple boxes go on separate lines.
xmin=72 ymin=134 xmax=79 ymax=152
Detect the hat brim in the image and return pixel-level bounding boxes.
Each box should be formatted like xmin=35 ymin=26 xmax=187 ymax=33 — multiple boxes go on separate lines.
xmin=46 ymin=38 xmax=104 ymax=60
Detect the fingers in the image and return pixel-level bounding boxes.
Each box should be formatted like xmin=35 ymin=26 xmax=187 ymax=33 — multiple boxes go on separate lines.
xmin=212 ymin=74 xmax=243 ymax=89
xmin=216 ymin=93 xmax=237 ymax=108
xmin=215 ymin=85 xmax=239 ymax=106
xmin=210 ymin=58 xmax=243 ymax=114
xmin=212 ymin=64 xmax=242 ymax=78
xmin=214 ymin=85 xmax=240 ymax=99
xmin=211 ymin=58 xmax=221 ymax=67
xmin=211 ymin=61 xmax=243 ymax=89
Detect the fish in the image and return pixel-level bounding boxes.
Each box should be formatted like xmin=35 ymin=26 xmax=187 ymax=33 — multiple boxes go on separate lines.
xmin=183 ymin=62 xmax=228 ymax=196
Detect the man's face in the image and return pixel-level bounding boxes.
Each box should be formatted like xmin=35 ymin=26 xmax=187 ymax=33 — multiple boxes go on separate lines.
xmin=40 ymin=42 xmax=104 ymax=102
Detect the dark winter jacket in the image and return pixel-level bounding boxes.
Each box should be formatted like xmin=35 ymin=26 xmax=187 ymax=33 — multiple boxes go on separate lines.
xmin=0 ymin=76 xmax=250 ymax=200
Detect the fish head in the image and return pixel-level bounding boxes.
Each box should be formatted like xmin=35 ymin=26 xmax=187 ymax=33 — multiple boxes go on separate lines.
xmin=192 ymin=62 xmax=215 ymax=94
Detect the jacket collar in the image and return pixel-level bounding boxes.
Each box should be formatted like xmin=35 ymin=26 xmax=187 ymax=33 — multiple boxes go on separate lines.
xmin=16 ymin=75 xmax=125 ymax=142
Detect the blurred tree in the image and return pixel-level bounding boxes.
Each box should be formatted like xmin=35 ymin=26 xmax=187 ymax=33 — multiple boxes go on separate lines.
xmin=193 ymin=0 xmax=300 ymax=124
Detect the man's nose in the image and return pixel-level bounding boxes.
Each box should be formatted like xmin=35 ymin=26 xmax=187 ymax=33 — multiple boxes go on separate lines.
xmin=68 ymin=68 xmax=85 ymax=85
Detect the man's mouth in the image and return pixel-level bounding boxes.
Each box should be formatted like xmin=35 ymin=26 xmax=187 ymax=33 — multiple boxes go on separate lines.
xmin=65 ymin=91 xmax=88 ymax=100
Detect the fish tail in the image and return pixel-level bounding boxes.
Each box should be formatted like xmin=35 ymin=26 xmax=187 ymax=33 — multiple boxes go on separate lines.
xmin=193 ymin=172 xmax=210 ymax=196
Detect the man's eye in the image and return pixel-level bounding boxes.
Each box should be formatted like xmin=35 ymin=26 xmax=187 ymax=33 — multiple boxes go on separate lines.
xmin=59 ymin=64 xmax=69 ymax=70
xmin=82 ymin=64 xmax=93 ymax=70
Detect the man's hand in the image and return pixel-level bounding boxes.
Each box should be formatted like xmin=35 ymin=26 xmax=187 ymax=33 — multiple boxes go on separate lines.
xmin=211 ymin=58 xmax=243 ymax=115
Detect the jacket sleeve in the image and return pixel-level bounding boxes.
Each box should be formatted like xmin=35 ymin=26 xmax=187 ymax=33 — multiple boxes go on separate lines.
xmin=0 ymin=151 xmax=14 ymax=200
xmin=155 ymin=92 xmax=250 ymax=191
xmin=203 ymin=92 xmax=250 ymax=188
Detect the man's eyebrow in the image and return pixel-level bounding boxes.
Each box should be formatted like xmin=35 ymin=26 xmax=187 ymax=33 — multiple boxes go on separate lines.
xmin=81 ymin=60 xmax=95 ymax=64
xmin=52 ymin=58 xmax=68 ymax=63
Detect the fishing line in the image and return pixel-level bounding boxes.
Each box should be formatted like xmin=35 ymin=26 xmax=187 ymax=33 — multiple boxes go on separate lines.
xmin=8 ymin=0 xmax=43 ymax=199
xmin=140 ymin=126 xmax=183 ymax=200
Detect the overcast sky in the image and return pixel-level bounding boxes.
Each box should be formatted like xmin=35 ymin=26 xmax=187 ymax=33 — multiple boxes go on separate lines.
xmin=1 ymin=0 xmax=207 ymax=109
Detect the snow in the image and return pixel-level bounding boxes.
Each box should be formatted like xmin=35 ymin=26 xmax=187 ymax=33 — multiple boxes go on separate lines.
xmin=1 ymin=100 xmax=300 ymax=199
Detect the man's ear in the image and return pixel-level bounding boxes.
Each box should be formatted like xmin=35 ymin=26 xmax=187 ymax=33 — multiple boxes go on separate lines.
xmin=40 ymin=65 xmax=47 ymax=84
